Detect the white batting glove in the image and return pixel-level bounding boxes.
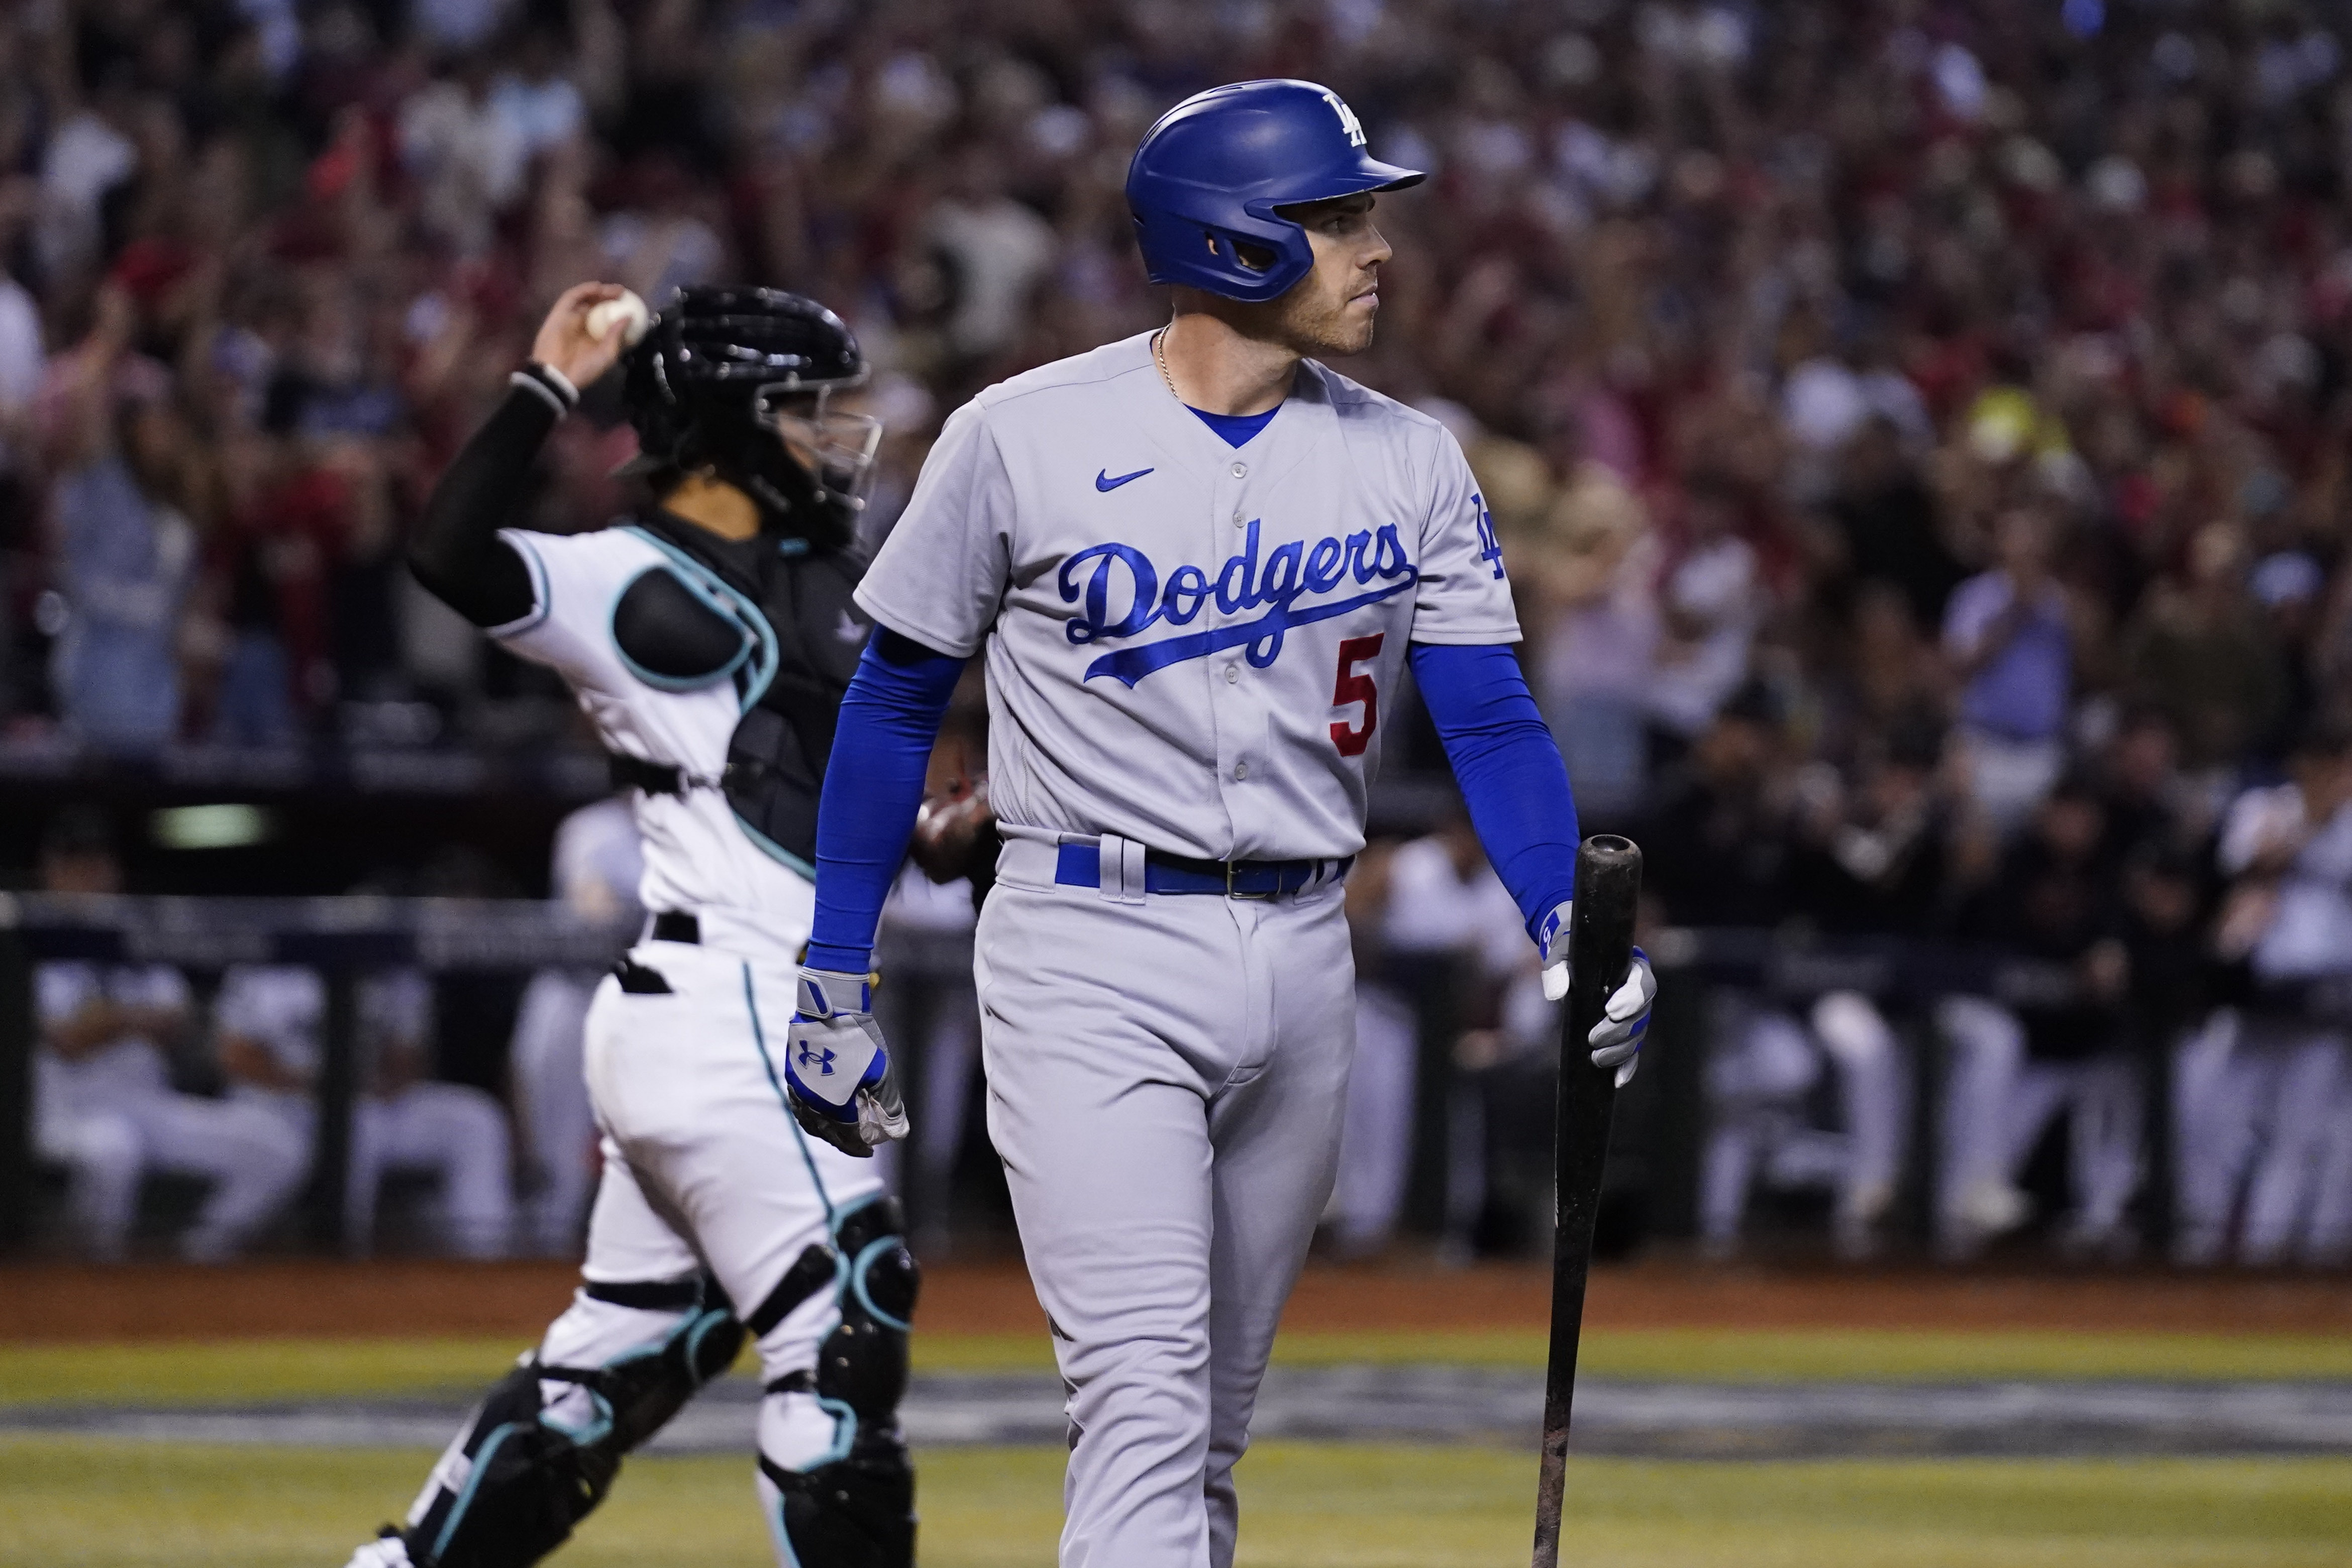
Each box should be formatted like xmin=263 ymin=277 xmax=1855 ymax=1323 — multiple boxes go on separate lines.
xmin=1536 ymin=899 xmax=1657 ymax=1087
xmin=783 ymin=967 xmax=909 ymax=1158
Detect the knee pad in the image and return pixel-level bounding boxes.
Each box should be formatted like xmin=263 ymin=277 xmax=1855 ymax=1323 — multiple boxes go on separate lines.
xmin=821 ymin=1196 xmax=919 ymax=1422
xmin=400 ymin=1276 xmax=742 ymax=1568
xmin=761 ymin=1196 xmax=921 ymax=1568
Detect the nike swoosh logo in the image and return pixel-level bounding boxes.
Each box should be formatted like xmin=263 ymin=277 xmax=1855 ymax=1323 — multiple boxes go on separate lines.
xmin=835 ymin=609 xmax=868 ymax=643
xmin=1095 ymin=467 xmax=1154 ymax=492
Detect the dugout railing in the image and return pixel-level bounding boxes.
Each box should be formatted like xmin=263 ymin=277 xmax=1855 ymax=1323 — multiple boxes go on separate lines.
xmin=0 ymin=893 xmax=636 ymax=1256
xmin=2 ymin=897 xmax=2313 ymax=1261
xmin=1388 ymin=927 xmax=2219 ymax=1259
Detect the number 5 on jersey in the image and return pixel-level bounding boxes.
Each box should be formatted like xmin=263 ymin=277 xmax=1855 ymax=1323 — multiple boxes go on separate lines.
xmin=1330 ymin=634 xmax=1384 ymax=757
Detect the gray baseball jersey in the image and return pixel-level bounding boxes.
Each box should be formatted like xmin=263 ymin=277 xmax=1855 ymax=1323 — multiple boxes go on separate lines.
xmin=855 ymin=330 xmax=1519 ymax=861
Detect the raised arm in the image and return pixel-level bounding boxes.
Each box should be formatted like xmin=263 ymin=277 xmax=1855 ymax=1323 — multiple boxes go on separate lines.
xmin=410 ymin=282 xmax=633 ymax=627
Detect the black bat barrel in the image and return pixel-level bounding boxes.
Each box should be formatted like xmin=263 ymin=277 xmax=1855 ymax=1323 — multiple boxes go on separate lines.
xmin=1531 ymin=833 xmax=1642 ymax=1568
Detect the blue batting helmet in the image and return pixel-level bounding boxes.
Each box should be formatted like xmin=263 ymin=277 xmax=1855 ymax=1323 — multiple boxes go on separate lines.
xmin=1126 ymin=79 xmax=1424 ymax=303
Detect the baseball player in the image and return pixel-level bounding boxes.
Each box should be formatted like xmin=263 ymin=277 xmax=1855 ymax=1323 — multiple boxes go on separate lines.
xmin=345 ymin=285 xmax=917 ymax=1568
xmin=2179 ymin=719 xmax=2352 ymax=1265
xmin=784 ymin=80 xmax=1657 ymax=1568
xmin=214 ymin=964 xmax=516 ymax=1257
xmin=32 ymin=809 xmax=305 ymax=1262
xmin=511 ymin=793 xmax=644 ymax=1254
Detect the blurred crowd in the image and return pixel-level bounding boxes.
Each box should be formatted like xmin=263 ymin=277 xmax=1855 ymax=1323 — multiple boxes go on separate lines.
xmin=12 ymin=0 xmax=2352 ymax=1264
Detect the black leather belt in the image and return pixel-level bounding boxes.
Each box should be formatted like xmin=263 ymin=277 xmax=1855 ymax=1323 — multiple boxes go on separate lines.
xmin=651 ymin=910 xmax=700 ymax=944
xmin=1053 ymin=842 xmax=1351 ymax=898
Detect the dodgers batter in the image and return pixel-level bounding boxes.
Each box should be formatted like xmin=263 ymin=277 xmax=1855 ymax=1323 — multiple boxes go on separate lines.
xmin=785 ymin=80 xmax=1657 ymax=1567
xmin=348 ymin=285 xmax=918 ymax=1568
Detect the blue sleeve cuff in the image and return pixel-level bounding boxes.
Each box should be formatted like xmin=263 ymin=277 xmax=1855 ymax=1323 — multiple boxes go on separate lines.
xmin=805 ymin=630 xmax=964 ymax=973
xmin=1407 ymin=641 xmax=1579 ymax=940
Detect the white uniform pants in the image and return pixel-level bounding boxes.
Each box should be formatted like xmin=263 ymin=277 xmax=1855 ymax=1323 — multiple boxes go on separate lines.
xmin=574 ymin=939 xmax=887 ymax=1527
xmin=1327 ymin=981 xmax=1416 ymax=1256
xmin=976 ymin=876 xmax=1355 ymax=1568
xmin=1937 ymin=996 xmax=2141 ymax=1252
xmin=36 ymin=1064 xmax=305 ymax=1262
xmin=2174 ymin=1011 xmax=2352 ymax=1266
xmin=348 ymin=1084 xmax=518 ymax=1259
xmin=1699 ymin=991 xmax=1906 ymax=1252
xmin=512 ymin=968 xmax=599 ymax=1255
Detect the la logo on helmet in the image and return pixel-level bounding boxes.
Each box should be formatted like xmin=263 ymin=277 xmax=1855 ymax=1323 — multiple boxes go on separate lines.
xmin=1322 ymin=90 xmax=1366 ymax=147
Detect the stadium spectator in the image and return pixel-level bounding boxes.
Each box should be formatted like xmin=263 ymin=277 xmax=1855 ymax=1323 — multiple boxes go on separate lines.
xmin=1523 ymin=452 xmax=1657 ymax=819
xmin=1938 ymin=775 xmax=2143 ymax=1259
xmin=1944 ymin=506 xmax=2075 ymax=831
xmin=2182 ymin=721 xmax=2352 ymax=1267
xmin=12 ymin=0 xmax=2352 ymax=1266
xmin=1647 ymin=470 xmax=1768 ymax=747
xmin=42 ymin=285 xmax=198 ymax=753
xmin=2123 ymin=524 xmax=2290 ymax=777
xmin=30 ymin=807 xmax=304 ymax=1260
xmin=1660 ymin=686 xmax=1911 ymax=1256
xmin=1336 ymin=808 xmax=1528 ymax=1260
xmin=1816 ymin=414 xmax=1968 ymax=638
xmin=215 ymin=963 xmax=516 ymax=1258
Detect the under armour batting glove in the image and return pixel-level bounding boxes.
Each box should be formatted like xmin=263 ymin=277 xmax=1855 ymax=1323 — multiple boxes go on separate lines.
xmin=1536 ymin=899 xmax=1657 ymax=1087
xmin=783 ymin=967 xmax=909 ymax=1159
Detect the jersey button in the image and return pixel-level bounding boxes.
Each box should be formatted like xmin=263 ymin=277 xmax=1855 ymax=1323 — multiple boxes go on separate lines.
xmin=1231 ymin=461 xmax=1248 ymax=478
xmin=1224 ymin=663 xmax=1240 ymax=684
xmin=1234 ymin=761 xmax=1250 ymax=780
xmin=1232 ymin=508 xmax=1245 ymax=526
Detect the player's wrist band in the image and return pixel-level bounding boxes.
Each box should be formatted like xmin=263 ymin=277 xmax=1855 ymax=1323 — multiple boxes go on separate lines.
xmin=511 ymin=361 xmax=580 ymax=415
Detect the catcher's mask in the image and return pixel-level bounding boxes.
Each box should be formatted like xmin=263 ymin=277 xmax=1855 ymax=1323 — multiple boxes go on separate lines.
xmin=616 ymin=285 xmax=880 ymax=546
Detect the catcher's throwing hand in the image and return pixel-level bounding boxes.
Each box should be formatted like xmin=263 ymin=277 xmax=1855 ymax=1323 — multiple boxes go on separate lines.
xmin=530 ymin=281 xmax=637 ymax=392
xmin=783 ymin=967 xmax=909 ymax=1158
xmin=1536 ymin=899 xmax=1657 ymax=1087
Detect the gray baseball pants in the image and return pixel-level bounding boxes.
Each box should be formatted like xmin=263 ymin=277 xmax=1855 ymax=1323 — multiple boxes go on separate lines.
xmin=977 ymin=842 xmax=1355 ymax=1568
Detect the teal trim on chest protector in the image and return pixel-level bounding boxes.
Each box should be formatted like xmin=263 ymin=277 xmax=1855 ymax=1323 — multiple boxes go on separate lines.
xmin=733 ymin=810 xmax=819 ymax=879
xmin=620 ymin=526 xmax=779 ymax=712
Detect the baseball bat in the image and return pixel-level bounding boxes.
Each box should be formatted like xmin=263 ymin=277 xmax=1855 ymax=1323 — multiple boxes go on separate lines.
xmin=1530 ymin=833 xmax=1643 ymax=1568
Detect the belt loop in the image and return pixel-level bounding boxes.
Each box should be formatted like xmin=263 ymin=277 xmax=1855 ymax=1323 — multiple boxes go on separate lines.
xmin=1097 ymin=833 xmax=1146 ymax=905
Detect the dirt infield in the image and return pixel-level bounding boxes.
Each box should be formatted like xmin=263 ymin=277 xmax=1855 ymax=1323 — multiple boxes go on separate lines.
xmin=3 ymin=1257 xmax=2348 ymax=1341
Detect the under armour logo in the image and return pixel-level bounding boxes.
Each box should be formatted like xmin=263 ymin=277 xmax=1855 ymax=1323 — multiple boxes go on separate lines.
xmin=1323 ymin=90 xmax=1366 ymax=147
xmin=798 ymin=1042 xmax=838 ymax=1076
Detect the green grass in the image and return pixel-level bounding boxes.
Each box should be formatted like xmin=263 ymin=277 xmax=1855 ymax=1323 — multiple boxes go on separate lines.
xmin=2 ymin=1438 xmax=2348 ymax=1567
xmin=7 ymin=1329 xmax=2350 ymax=1411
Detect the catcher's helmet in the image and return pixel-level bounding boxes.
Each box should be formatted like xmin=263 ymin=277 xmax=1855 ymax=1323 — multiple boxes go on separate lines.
xmin=618 ymin=286 xmax=880 ymax=545
xmin=1125 ymin=79 xmax=1423 ymax=303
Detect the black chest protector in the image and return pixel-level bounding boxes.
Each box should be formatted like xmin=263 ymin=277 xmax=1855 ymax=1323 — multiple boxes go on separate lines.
xmin=608 ymin=514 xmax=870 ymax=873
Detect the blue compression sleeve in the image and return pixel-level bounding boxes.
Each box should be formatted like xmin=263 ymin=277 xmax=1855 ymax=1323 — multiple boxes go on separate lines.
xmin=805 ymin=630 xmax=964 ymax=973
xmin=1408 ymin=642 xmax=1580 ymax=940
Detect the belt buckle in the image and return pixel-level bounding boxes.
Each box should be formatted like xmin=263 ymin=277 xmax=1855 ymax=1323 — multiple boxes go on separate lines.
xmin=1225 ymin=859 xmax=1277 ymax=901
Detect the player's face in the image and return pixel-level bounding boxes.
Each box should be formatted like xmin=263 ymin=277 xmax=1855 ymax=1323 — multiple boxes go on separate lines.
xmin=1272 ymin=194 xmax=1391 ymax=357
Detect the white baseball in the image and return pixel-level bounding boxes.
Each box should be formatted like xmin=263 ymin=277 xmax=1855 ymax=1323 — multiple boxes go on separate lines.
xmin=586 ymin=289 xmax=651 ymax=347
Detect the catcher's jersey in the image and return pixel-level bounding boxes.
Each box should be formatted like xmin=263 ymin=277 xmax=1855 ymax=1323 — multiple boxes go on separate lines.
xmin=492 ymin=522 xmax=866 ymax=960
xmin=856 ymin=330 xmax=1519 ymax=862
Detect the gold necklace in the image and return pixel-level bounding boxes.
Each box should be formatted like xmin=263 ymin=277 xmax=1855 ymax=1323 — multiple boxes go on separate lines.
xmin=1152 ymin=325 xmax=1181 ymax=402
